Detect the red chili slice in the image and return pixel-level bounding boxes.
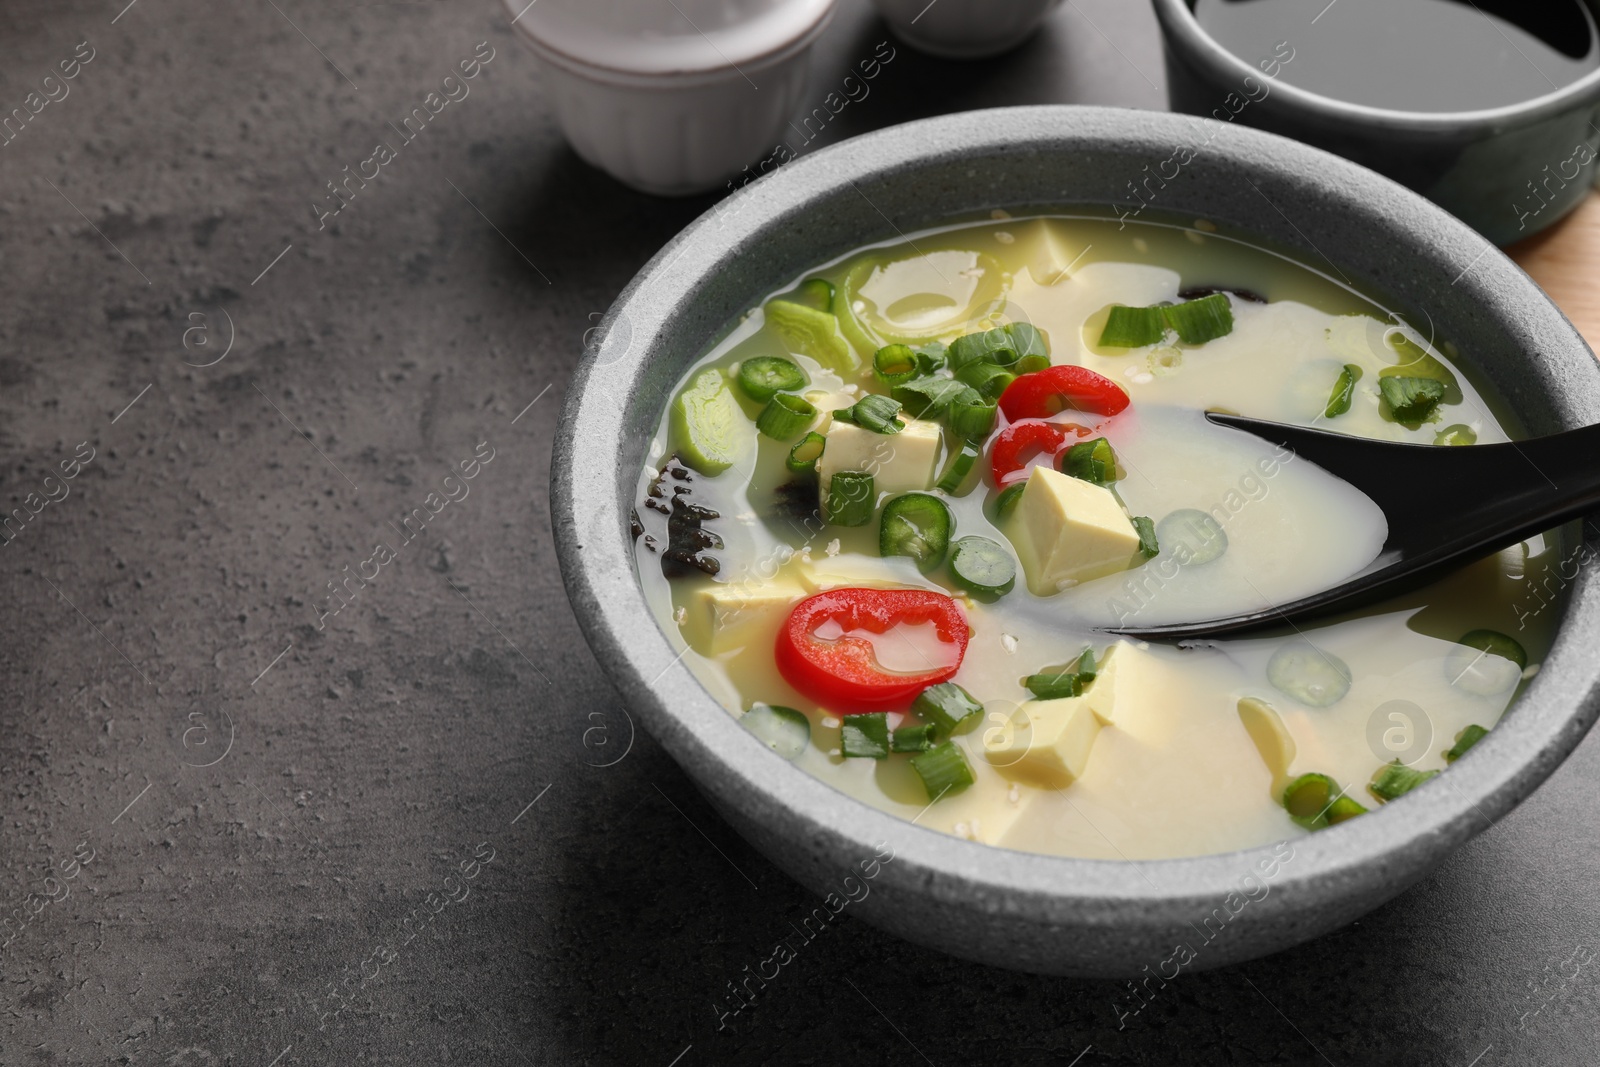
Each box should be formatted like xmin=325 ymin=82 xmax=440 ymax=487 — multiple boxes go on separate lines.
xmin=989 ymin=419 xmax=1094 ymax=486
xmin=775 ymin=588 xmax=969 ymax=713
xmin=999 ymin=365 xmax=1130 ymax=422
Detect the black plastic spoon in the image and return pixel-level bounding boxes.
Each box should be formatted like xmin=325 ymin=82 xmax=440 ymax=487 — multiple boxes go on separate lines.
xmin=1111 ymin=412 xmax=1600 ymax=641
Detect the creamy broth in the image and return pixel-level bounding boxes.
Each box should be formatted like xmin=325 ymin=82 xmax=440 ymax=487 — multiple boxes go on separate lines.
xmin=632 ymin=212 xmax=1558 ymax=860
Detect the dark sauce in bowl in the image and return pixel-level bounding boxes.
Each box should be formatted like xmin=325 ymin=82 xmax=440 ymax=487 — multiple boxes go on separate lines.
xmin=1192 ymin=0 xmax=1600 ymax=112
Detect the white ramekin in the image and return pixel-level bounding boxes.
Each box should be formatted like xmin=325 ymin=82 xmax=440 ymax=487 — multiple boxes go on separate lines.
xmin=503 ymin=0 xmax=836 ymax=196
xmin=871 ymin=0 xmax=1063 ymax=59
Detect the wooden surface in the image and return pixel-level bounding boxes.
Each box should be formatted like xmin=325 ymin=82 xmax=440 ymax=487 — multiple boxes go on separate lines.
xmin=1509 ymin=188 xmax=1600 ymax=352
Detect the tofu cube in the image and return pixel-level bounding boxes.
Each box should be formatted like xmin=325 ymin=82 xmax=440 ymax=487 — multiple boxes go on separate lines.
xmin=817 ymin=416 xmax=942 ymax=512
xmin=983 ymin=695 xmax=1103 ymax=788
xmin=1010 ymin=466 xmax=1142 ymax=594
xmin=688 ymin=579 xmax=805 ymax=655
xmin=1083 ymin=639 xmax=1136 ymax=726
xmin=1016 ymin=219 xmax=1083 ymax=286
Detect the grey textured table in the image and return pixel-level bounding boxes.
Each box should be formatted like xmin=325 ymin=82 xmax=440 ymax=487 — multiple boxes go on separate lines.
xmin=2 ymin=1 xmax=1597 ymax=1064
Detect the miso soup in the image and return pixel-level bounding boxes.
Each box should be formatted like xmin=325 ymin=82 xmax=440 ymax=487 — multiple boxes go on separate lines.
xmin=631 ymin=212 xmax=1556 ymax=861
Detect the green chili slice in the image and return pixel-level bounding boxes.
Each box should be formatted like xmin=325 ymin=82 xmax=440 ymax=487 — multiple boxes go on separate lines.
xmin=879 ymin=492 xmax=953 ymax=570
xmin=1444 ymin=630 xmax=1526 ymax=696
xmin=741 ymin=704 xmax=811 ymax=760
xmin=794 ymin=277 xmax=835 ymax=313
xmin=949 ymin=536 xmax=1016 ymax=597
xmin=737 ymin=356 xmax=808 ymax=403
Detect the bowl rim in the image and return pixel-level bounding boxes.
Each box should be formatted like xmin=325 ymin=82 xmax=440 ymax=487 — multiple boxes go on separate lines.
xmin=1151 ymin=0 xmax=1600 ymax=133
xmin=552 ymin=104 xmax=1600 ymax=926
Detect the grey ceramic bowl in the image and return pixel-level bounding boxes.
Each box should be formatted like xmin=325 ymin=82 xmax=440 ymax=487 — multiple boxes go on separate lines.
xmin=1152 ymin=0 xmax=1600 ymax=247
xmin=552 ymin=105 xmax=1600 ymax=977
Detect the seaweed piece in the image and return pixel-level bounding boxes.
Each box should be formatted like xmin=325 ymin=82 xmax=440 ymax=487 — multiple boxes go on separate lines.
xmin=1177 ymin=285 xmax=1266 ymax=305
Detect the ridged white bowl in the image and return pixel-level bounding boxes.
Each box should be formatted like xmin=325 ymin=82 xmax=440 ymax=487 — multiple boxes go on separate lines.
xmin=504 ymin=0 xmax=834 ymax=196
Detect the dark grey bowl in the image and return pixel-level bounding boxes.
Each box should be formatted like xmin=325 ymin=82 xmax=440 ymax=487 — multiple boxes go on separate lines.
xmin=551 ymin=105 xmax=1600 ymax=977
xmin=1152 ymin=0 xmax=1600 ymax=247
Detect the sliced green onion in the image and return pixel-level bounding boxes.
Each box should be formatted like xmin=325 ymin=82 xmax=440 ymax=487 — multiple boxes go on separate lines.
xmin=670 ymin=367 xmax=745 ymax=475
xmin=1014 ymin=353 xmax=1051 ymax=375
xmin=742 ymin=704 xmax=811 ymax=760
xmin=1006 ymin=322 xmax=1049 ymax=362
xmin=1324 ymin=363 xmax=1361 ymax=419
xmin=912 ymin=682 xmax=984 ymax=737
xmin=1157 ymin=508 xmax=1227 ymax=565
xmin=910 ymin=741 xmax=976 ymax=800
xmin=1099 ymin=305 xmax=1167 ymax=348
xmin=936 ymin=440 xmax=981 ymax=494
xmin=756 ymin=392 xmax=817 ymax=440
xmin=1368 ymin=760 xmax=1438 ymax=803
xmin=794 ymin=277 xmax=835 ymax=312
xmin=949 ymin=536 xmax=1015 ymax=597
xmin=1325 ymin=795 xmax=1368 ymax=825
xmin=914 ymin=342 xmax=948 ymax=375
xmin=891 ymin=723 xmax=935 ymax=753
xmin=1100 ymin=295 xmax=1235 ymax=348
xmin=1060 ymin=436 xmax=1117 ymax=485
xmin=1282 ymin=772 xmax=1339 ymax=828
xmin=1132 ymin=516 xmax=1159 ymax=559
xmin=737 ymin=356 xmax=808 ymax=403
xmin=1025 ymin=647 xmax=1096 ymax=700
xmin=786 ymin=431 xmax=826 ymax=473
xmin=993 ymin=482 xmax=1027 ymax=520
xmin=841 ymin=712 xmax=891 ymax=759
xmin=1435 ymin=423 xmax=1477 ymax=446
xmin=1444 ymin=630 xmax=1526 ymax=696
xmin=1444 ymin=724 xmax=1488 ymax=763
xmin=893 ymin=377 xmax=968 ymax=420
xmin=764 ymin=298 xmax=856 ymax=374
xmin=1267 ymin=641 xmax=1352 ymax=708
xmin=873 ymin=344 xmax=919 ymax=387
xmin=879 ymin=492 xmax=953 ymax=570
xmin=948 ymin=327 xmax=1017 ymax=370
xmin=1162 ymin=293 xmax=1234 ymax=344
xmin=825 ymin=470 xmax=875 ymax=526
xmin=1379 ymin=375 xmax=1446 ymax=424
xmin=955 ymin=360 xmax=1016 ymax=400
xmin=948 ymin=393 xmax=998 ymax=439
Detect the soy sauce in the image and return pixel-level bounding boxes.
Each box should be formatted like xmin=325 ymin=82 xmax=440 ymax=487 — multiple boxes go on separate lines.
xmin=1192 ymin=0 xmax=1600 ymax=112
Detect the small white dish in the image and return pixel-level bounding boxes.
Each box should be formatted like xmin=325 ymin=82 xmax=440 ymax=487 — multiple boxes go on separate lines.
xmin=504 ymin=0 xmax=837 ymax=196
xmin=872 ymin=0 xmax=1062 ymax=59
